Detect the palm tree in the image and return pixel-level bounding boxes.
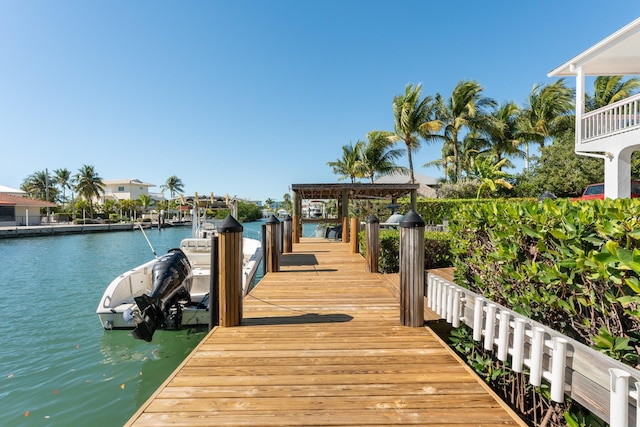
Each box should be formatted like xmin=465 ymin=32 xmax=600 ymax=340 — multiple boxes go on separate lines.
xmin=137 ymin=194 xmax=154 ymax=215
xmin=120 ymin=199 xmax=139 ymax=220
xmin=156 ymin=200 xmax=169 ymax=214
xmin=21 ymin=170 xmax=56 ymax=201
xmin=161 ymin=175 xmax=185 ymax=203
xmin=281 ymin=193 xmax=292 ymax=213
xmin=161 ymin=175 xmax=185 ymax=219
xmin=436 ymin=80 xmax=496 ymax=183
xmin=74 ymin=165 xmax=105 ymax=218
xmin=459 ymin=132 xmax=486 ymax=179
xmin=425 ymin=143 xmax=456 ymax=182
xmin=517 ymin=79 xmax=574 ymax=171
xmin=388 ymin=84 xmax=442 ymax=184
xmin=53 ymin=168 xmax=72 ymax=210
xmin=102 ymin=199 xmax=119 ymax=217
xmin=327 ymin=140 xmax=365 ymax=183
xmin=482 ymin=102 xmax=525 ymax=164
xmin=74 ymin=199 xmax=91 ymax=220
xmin=473 ymin=156 xmax=513 ymax=198
xmin=360 ymin=131 xmax=407 ymax=183
xmin=585 ymin=76 xmax=640 ymax=112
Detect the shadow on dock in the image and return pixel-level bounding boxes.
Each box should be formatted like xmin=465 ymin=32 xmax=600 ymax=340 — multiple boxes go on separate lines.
xmin=242 ymin=312 xmax=353 ymax=326
xmin=281 ymin=253 xmax=318 ymax=266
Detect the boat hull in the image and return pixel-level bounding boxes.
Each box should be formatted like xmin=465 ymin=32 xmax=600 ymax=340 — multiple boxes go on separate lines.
xmin=96 ymin=237 xmax=262 ymax=331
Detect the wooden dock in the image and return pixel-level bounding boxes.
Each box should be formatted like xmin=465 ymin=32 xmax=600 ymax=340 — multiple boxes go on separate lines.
xmin=126 ymin=239 xmax=525 ymax=426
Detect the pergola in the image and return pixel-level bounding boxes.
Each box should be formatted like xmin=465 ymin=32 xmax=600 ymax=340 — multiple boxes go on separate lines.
xmin=290 ymin=183 xmax=419 ymax=243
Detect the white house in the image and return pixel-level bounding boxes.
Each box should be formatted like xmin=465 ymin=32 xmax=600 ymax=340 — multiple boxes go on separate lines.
xmin=0 ymin=185 xmax=57 ymax=226
xmin=548 ymin=17 xmax=640 ymax=199
xmin=0 ymin=185 xmax=26 ymax=197
xmin=101 ymin=179 xmax=162 ymax=203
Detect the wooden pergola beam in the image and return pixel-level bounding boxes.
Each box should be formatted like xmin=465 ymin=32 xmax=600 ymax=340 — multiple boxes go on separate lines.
xmin=290 ymin=183 xmax=419 ymax=244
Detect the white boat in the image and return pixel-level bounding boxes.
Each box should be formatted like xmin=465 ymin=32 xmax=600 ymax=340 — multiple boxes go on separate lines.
xmin=96 ymin=214 xmax=262 ymax=341
xmin=309 ymin=200 xmax=323 ymax=218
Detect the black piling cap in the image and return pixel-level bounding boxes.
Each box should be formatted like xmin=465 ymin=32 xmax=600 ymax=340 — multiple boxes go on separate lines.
xmin=266 ymin=214 xmax=280 ymax=224
xmin=284 ymin=215 xmax=292 ymax=222
xmin=366 ymin=214 xmax=379 ymax=224
xmin=218 ymin=215 xmax=243 ymax=233
xmin=399 ymin=209 xmax=425 ymax=228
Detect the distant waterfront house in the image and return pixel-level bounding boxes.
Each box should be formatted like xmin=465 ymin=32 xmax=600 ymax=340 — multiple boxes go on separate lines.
xmin=374 ymin=172 xmax=440 ymax=198
xmin=0 ymin=187 xmax=57 ymax=226
xmin=101 ymin=179 xmax=163 ymax=203
xmin=0 ymin=184 xmax=26 ymax=197
xmin=548 ymin=17 xmax=640 ymax=199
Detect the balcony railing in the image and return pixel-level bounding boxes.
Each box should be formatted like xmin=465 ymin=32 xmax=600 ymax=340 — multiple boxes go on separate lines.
xmin=582 ymin=92 xmax=640 ymax=142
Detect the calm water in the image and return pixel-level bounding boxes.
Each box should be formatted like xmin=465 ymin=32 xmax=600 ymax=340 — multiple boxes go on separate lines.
xmin=0 ymin=220 xmax=267 ymax=427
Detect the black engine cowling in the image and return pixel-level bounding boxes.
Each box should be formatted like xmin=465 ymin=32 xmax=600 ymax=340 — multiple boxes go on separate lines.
xmin=132 ymin=248 xmax=193 ymax=342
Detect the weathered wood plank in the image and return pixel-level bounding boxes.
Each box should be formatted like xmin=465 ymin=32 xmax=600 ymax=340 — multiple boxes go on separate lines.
xmin=130 ymin=409 xmax=519 ymax=427
xmin=126 ymin=238 xmax=526 ymax=427
xmin=145 ymin=394 xmax=506 ymax=412
xmin=158 ymin=382 xmax=490 ymax=399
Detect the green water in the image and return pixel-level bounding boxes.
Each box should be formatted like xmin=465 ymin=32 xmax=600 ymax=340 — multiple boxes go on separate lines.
xmin=0 ymin=222 xmax=266 ymax=427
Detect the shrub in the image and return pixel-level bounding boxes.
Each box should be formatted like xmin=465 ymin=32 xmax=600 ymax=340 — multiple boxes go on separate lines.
xmin=398 ymin=198 xmax=534 ymax=225
xmin=73 ymin=218 xmax=101 ymax=224
xmin=424 ymin=231 xmax=452 ymax=269
xmin=448 ymin=198 xmax=640 ymax=365
xmin=379 ymin=230 xmax=400 ymax=273
xmin=55 ymin=213 xmax=71 ymax=222
xmin=359 ymin=229 xmax=452 ymax=273
xmin=437 ymin=180 xmax=481 ymax=199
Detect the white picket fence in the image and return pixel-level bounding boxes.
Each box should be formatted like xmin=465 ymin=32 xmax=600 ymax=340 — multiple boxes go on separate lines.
xmin=427 ymin=272 xmax=640 ymax=426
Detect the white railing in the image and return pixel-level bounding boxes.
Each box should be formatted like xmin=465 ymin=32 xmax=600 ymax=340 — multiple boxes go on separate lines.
xmin=582 ymin=93 xmax=640 ymax=142
xmin=427 ymin=272 xmax=640 ymax=427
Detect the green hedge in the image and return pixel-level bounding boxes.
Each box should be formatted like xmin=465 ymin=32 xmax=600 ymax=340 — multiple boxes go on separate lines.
xmin=359 ymin=229 xmax=452 ymax=273
xmin=398 ymin=198 xmax=533 ymax=224
xmin=448 ymin=198 xmax=640 ymax=365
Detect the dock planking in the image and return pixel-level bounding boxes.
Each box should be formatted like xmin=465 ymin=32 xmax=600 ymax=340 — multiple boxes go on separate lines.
xmin=126 ymin=238 xmax=525 ymax=426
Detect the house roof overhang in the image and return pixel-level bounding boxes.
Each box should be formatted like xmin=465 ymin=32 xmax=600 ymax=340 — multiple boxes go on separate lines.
xmin=548 ymin=17 xmax=640 ymax=77
xmin=103 ymin=179 xmax=155 ymax=187
xmin=0 ymin=193 xmax=57 ymax=208
xmin=291 ymin=183 xmax=419 ymax=200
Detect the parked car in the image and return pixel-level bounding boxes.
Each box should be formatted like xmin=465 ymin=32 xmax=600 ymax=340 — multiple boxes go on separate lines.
xmin=573 ymin=180 xmax=640 ymax=200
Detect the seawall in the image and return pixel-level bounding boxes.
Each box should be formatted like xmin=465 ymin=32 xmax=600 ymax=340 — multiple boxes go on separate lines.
xmin=0 ymin=223 xmax=135 ymax=239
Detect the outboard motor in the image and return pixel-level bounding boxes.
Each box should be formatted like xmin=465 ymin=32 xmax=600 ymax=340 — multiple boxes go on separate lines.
xmin=132 ymin=248 xmax=193 ymax=342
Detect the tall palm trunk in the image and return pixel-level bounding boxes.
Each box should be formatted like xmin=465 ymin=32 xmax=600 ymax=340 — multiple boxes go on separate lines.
xmin=407 ymin=148 xmax=415 ymax=184
xmin=451 ymin=128 xmax=461 ymax=182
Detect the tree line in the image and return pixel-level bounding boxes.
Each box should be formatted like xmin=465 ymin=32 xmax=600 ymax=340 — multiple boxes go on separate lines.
xmin=19 ymin=168 xmax=272 ymax=222
xmin=328 ymin=77 xmax=640 ymax=198
xmin=20 ymin=166 xmax=186 ymax=219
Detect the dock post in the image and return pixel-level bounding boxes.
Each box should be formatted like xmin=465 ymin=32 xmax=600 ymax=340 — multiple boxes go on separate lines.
xmin=292 ymin=192 xmax=301 ymax=243
xmin=266 ymin=214 xmax=280 ymax=273
xmin=209 ymin=234 xmax=219 ymax=330
xmin=350 ymin=217 xmax=359 ymax=253
xmin=218 ymin=215 xmax=243 ymax=327
xmin=399 ymin=210 xmax=425 ymax=327
xmin=341 ymin=189 xmax=349 ymax=244
xmin=365 ymin=215 xmax=379 ymax=273
xmin=283 ymin=215 xmax=292 ymax=253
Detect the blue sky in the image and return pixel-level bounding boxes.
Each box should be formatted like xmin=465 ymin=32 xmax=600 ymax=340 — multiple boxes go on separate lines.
xmin=1 ymin=1 xmax=639 ymax=201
